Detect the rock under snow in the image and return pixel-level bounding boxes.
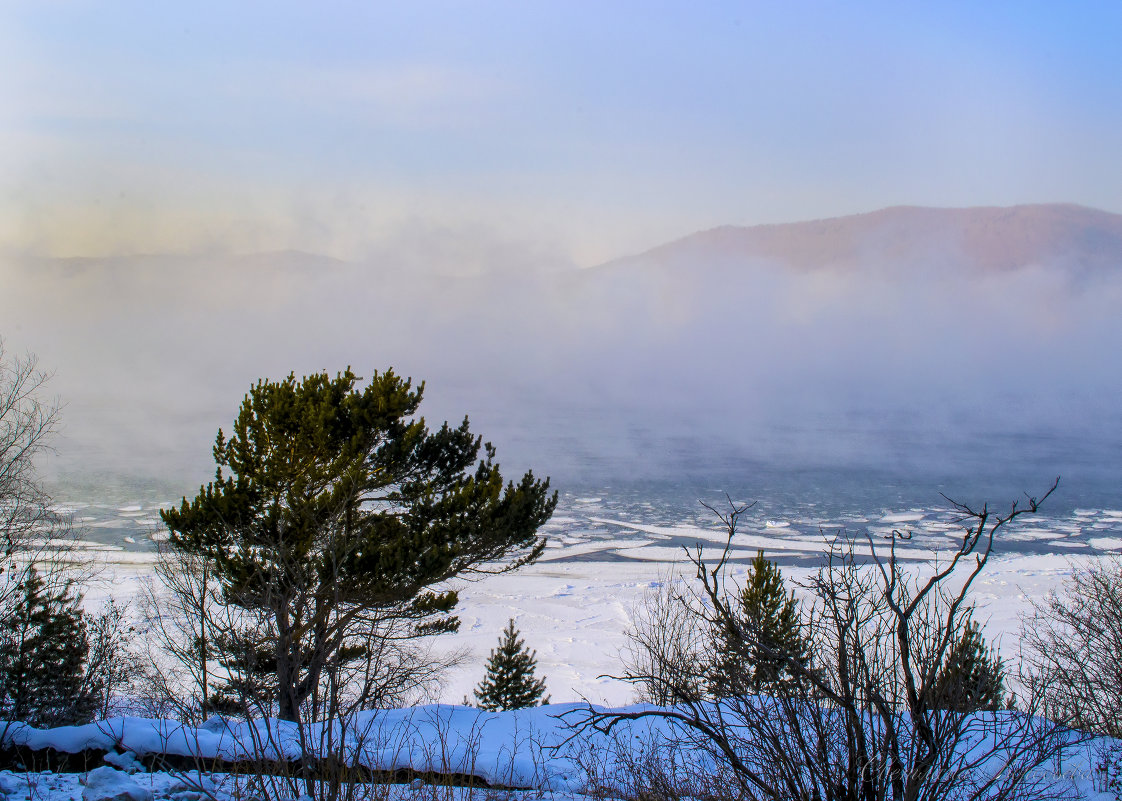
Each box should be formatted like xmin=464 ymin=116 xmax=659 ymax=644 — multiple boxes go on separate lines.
xmin=163 ymin=773 xmax=218 ymax=801
xmin=0 ymin=771 xmax=23 ymax=795
xmin=102 ymin=750 xmax=144 ymax=774
xmin=81 ymin=766 xmax=152 ymax=801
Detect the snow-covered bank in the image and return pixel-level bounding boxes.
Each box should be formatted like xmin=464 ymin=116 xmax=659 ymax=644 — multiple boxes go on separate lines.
xmin=0 ymin=704 xmax=1118 ymax=800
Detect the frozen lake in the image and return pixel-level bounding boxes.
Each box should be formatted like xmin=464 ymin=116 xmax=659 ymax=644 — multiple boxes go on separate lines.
xmin=64 ymin=483 xmax=1122 ymax=706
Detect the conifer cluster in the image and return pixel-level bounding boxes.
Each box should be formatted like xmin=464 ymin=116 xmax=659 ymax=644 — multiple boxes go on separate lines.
xmin=161 ymin=370 xmax=556 ymax=722
xmin=0 ymin=567 xmax=98 ymax=727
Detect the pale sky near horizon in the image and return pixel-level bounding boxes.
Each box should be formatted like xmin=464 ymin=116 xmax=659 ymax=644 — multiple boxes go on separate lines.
xmin=4 ymin=2 xmax=1122 ymax=266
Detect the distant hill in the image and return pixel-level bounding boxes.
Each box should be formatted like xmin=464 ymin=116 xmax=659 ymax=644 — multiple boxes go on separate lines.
xmin=595 ymin=204 xmax=1122 ymax=275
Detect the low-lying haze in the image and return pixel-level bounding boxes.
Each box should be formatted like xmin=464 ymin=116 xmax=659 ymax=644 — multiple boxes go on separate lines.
xmin=4 ymin=204 xmax=1120 ymax=505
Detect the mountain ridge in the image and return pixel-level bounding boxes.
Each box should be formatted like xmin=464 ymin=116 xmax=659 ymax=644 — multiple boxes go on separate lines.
xmin=594 ymin=203 xmax=1122 ymax=275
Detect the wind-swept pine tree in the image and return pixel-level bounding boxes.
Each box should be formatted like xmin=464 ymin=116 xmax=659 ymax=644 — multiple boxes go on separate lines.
xmin=932 ymin=614 xmax=1006 ymax=712
xmin=709 ymin=550 xmax=808 ymax=698
xmin=162 ymin=370 xmax=555 ymax=723
xmin=474 ymin=618 xmax=548 ymax=711
xmin=0 ymin=566 xmax=99 ymax=726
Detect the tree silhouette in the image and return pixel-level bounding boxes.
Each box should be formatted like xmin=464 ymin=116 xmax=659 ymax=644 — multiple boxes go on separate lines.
xmin=0 ymin=567 xmax=99 ymax=726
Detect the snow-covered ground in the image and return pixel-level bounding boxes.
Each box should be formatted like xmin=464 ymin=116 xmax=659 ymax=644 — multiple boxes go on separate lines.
xmin=72 ymin=522 xmax=1118 ymax=707
xmin=2 ymin=703 xmax=1119 ymax=800
xmin=3 ymin=769 xmax=548 ymax=801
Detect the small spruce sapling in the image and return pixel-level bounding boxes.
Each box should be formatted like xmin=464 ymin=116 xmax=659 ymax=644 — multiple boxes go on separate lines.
xmin=708 ymin=549 xmax=808 ymax=698
xmin=474 ymin=618 xmax=549 ymax=711
xmin=932 ymin=613 xmax=1007 ymax=712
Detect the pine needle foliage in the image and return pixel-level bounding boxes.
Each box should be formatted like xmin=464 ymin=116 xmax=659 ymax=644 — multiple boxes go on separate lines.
xmin=0 ymin=566 xmax=99 ymax=726
xmin=474 ymin=618 xmax=548 ymax=711
xmin=932 ymin=613 xmax=1006 ymax=712
xmin=709 ymin=550 xmax=808 ymax=697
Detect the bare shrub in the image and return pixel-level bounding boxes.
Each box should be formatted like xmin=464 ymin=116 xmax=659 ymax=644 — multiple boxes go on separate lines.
xmin=83 ymin=597 xmax=143 ymax=718
xmin=0 ymin=341 xmax=115 ymax=727
xmin=622 ymin=571 xmax=707 ymax=706
xmin=1022 ymin=555 xmax=1122 ymax=739
xmin=1089 ymin=741 xmax=1122 ymax=800
xmin=579 ymin=482 xmax=1077 ymax=801
xmin=0 ymin=341 xmax=59 ymax=594
xmin=574 ymin=722 xmax=720 ymax=801
xmin=0 ymin=343 xmax=79 ymax=628
xmin=135 ymin=541 xmax=226 ymax=723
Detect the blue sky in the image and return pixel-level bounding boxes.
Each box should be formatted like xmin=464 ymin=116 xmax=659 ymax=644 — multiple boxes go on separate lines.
xmin=3 ymin=1 xmax=1122 ymax=263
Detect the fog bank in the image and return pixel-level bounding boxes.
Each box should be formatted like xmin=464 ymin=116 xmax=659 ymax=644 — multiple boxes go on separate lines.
xmin=2 ymin=205 xmax=1120 ymax=502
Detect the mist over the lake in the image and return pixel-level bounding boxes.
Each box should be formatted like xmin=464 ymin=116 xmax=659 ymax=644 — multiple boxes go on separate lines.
xmin=5 ymin=3 xmax=1122 ymax=513
xmin=3 ymin=204 xmax=1120 ymax=506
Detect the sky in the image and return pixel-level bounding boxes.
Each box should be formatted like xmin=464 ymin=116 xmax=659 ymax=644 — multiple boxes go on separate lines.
xmin=2 ymin=2 xmax=1122 ymax=500
xmin=3 ymin=2 xmax=1122 ymax=265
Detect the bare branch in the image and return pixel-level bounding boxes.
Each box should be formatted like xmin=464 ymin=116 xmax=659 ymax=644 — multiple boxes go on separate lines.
xmin=595 ymin=483 xmax=1076 ymax=801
